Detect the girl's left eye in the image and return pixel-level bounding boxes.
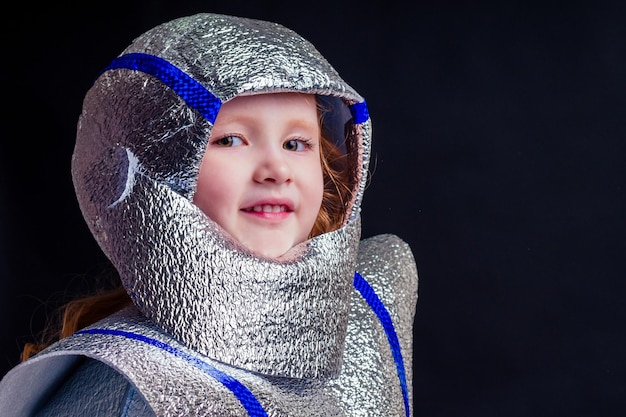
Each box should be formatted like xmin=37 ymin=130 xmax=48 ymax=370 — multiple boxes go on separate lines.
xmin=283 ymin=139 xmax=311 ymax=152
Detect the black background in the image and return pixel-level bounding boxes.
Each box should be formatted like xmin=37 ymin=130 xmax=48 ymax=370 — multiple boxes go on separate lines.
xmin=1 ymin=1 xmax=625 ymax=415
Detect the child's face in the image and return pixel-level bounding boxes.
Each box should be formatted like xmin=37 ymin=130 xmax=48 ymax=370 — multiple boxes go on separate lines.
xmin=194 ymin=93 xmax=324 ymax=258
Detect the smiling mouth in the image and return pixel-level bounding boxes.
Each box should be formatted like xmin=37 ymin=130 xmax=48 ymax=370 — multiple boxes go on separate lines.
xmin=243 ymin=205 xmax=291 ymax=213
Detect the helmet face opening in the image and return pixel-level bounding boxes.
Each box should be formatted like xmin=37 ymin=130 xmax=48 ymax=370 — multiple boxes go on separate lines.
xmin=71 ymin=13 xmax=371 ymax=379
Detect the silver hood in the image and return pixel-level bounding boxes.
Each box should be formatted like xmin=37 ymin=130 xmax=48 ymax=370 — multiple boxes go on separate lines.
xmin=71 ymin=13 xmax=372 ymax=379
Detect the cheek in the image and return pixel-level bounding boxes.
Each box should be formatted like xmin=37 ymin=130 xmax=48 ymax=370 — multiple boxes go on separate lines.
xmin=308 ymin=161 xmax=325 ymax=208
xmin=193 ymin=166 xmax=230 ymax=219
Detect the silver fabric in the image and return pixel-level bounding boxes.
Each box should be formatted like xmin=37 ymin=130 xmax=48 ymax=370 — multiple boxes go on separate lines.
xmin=0 ymin=12 xmax=419 ymax=417
xmin=71 ymin=12 xmax=371 ymax=379
xmin=0 ymin=234 xmax=418 ymax=417
xmin=326 ymin=234 xmax=418 ymax=416
xmin=33 ymin=359 xmax=152 ymax=417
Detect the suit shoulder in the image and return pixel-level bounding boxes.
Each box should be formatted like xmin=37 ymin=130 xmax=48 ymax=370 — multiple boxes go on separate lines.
xmin=355 ymin=233 xmax=418 ymax=311
xmin=357 ymin=234 xmax=417 ymax=283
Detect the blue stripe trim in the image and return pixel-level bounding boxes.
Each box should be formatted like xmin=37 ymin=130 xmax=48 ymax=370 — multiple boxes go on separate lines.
xmin=76 ymin=328 xmax=267 ymax=417
xmin=349 ymin=100 xmax=369 ymax=124
xmin=103 ymin=52 xmax=222 ymax=124
xmin=353 ymin=271 xmax=410 ymax=417
xmin=103 ymin=52 xmax=369 ymax=128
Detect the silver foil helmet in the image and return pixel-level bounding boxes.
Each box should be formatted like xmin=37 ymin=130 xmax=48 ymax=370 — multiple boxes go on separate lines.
xmin=72 ymin=13 xmax=372 ymax=379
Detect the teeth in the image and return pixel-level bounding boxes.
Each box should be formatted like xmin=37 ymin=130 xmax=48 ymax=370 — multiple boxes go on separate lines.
xmin=251 ymin=205 xmax=286 ymax=213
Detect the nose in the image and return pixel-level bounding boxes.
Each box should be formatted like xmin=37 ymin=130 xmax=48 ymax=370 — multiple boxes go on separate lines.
xmin=253 ymin=148 xmax=291 ymax=184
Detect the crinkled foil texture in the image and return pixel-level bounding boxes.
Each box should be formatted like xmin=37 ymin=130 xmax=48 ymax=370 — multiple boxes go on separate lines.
xmin=61 ymin=309 xmax=350 ymax=416
xmin=326 ymin=234 xmax=418 ymax=416
xmin=71 ymin=13 xmax=372 ymax=380
xmin=104 ymin=173 xmax=360 ymax=378
xmin=30 ymin=233 xmax=417 ymax=416
xmin=124 ymin=14 xmax=359 ymax=104
xmin=119 ymin=13 xmax=371 ymax=221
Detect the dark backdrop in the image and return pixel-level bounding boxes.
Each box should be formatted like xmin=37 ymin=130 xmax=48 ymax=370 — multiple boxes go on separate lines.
xmin=1 ymin=1 xmax=625 ymax=415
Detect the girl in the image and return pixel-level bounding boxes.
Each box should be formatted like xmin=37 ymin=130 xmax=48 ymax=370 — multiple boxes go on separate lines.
xmin=0 ymin=13 xmax=418 ymax=417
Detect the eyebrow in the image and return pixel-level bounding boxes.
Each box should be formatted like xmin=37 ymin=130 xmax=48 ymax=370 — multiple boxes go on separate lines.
xmin=214 ymin=115 xmax=320 ymax=134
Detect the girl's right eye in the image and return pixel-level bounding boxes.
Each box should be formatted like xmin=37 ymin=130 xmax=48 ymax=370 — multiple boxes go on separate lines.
xmin=213 ymin=135 xmax=244 ymax=147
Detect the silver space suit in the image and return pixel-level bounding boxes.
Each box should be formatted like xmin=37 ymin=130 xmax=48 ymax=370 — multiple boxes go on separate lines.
xmin=0 ymin=13 xmax=418 ymax=416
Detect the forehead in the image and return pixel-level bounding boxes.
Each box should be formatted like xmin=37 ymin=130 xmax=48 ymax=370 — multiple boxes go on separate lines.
xmin=218 ymin=93 xmax=316 ymax=114
xmin=212 ymin=93 xmax=319 ymax=130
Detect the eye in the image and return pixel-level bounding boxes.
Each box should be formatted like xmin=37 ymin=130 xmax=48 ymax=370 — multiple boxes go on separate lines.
xmin=283 ymin=138 xmax=312 ymax=152
xmin=213 ymin=135 xmax=244 ymax=147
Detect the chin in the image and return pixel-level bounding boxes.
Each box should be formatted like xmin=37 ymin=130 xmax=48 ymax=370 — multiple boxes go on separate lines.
xmin=246 ymin=240 xmax=295 ymax=259
xmin=252 ymin=247 xmax=290 ymax=259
